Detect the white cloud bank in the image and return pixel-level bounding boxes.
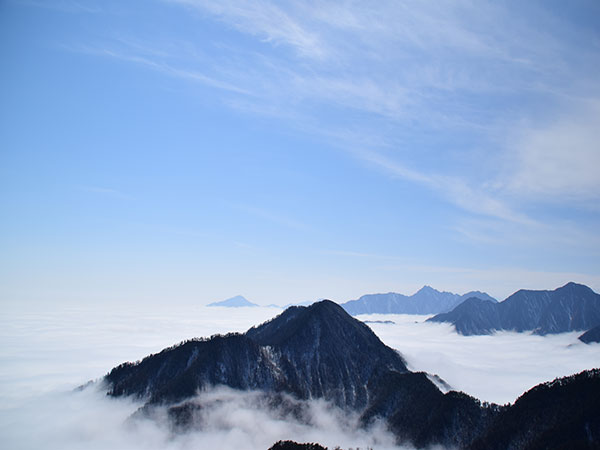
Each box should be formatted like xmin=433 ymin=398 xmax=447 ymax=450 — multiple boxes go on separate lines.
xmin=362 ymin=314 xmax=600 ymax=405
xmin=0 ymin=303 xmax=598 ymax=449
xmin=0 ymin=385 xmax=402 ymax=450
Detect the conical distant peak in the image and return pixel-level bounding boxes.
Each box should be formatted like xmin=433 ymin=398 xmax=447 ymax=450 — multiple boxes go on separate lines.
xmin=207 ymin=295 xmax=258 ymax=307
xmin=415 ymin=285 xmax=439 ymax=294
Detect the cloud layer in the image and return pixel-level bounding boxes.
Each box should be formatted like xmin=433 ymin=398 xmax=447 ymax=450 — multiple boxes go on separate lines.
xmin=1 ymin=385 xmax=403 ymax=450
xmin=1 ymin=303 xmax=598 ymax=449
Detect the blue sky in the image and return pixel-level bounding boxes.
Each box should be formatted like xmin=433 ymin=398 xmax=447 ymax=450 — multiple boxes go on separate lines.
xmin=2 ymin=0 xmax=600 ymax=306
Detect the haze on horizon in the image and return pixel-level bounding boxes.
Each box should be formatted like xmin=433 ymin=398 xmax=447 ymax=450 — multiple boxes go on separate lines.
xmin=2 ymin=0 xmax=600 ymax=307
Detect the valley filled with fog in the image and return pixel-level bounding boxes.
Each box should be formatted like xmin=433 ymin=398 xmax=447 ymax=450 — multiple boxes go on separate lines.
xmin=1 ymin=303 xmax=598 ymax=450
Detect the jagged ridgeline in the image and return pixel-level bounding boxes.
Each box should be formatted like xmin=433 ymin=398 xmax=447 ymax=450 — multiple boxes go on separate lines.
xmin=104 ymin=300 xmax=600 ymax=449
xmin=429 ymin=282 xmax=600 ymax=336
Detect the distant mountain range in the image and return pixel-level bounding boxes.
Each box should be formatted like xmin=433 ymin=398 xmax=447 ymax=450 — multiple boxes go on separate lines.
xmin=429 ymin=282 xmax=600 ymax=336
xmin=207 ymin=295 xmax=258 ymax=307
xmin=341 ymin=286 xmax=497 ymax=315
xmin=104 ymin=299 xmax=600 ymax=449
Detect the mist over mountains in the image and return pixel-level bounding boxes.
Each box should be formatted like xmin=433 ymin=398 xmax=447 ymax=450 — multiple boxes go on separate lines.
xmin=103 ymin=297 xmax=600 ymax=449
xmin=2 ymin=290 xmax=598 ymax=450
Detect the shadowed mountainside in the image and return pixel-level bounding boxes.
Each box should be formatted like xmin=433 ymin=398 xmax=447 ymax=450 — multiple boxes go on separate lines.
xmin=263 ymin=369 xmax=600 ymax=450
xmin=469 ymin=369 xmax=600 ymax=450
xmin=361 ymin=371 xmax=499 ymax=449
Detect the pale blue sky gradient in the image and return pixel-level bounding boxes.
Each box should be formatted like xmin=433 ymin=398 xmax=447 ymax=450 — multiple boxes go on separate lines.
xmin=2 ymin=0 xmax=600 ymax=305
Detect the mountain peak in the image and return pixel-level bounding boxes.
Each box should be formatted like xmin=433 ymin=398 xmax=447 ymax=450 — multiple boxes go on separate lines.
xmin=416 ymin=285 xmax=438 ymax=293
xmin=106 ymin=299 xmax=407 ymax=409
xmin=246 ymin=299 xmax=395 ymax=350
xmin=305 ymin=298 xmax=344 ymax=314
xmin=558 ymin=281 xmax=594 ymax=293
xmin=207 ymin=295 xmax=258 ymax=307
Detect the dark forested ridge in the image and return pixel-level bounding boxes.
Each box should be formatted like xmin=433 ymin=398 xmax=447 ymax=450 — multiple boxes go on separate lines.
xmin=361 ymin=371 xmax=501 ymax=449
xmin=104 ymin=299 xmax=600 ymax=449
xmin=264 ymin=370 xmax=600 ymax=450
xmin=468 ymin=369 xmax=600 ymax=450
xmin=429 ymin=282 xmax=600 ymax=336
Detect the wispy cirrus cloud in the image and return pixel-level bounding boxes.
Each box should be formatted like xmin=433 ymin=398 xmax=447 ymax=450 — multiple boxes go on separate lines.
xmin=73 ymin=44 xmax=252 ymax=95
xmin=169 ymin=0 xmax=327 ymax=59
xmin=352 ymin=148 xmax=532 ymax=224
xmin=501 ymin=101 xmax=600 ymax=206
xmin=67 ymin=1 xmax=600 ymax=243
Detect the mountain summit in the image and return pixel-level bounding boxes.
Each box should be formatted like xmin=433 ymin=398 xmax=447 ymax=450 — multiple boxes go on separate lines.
xmin=106 ymin=300 xmax=407 ymax=409
xmin=207 ymin=295 xmax=258 ymax=307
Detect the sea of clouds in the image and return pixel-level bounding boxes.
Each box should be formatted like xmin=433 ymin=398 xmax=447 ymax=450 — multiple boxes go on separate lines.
xmin=360 ymin=313 xmax=600 ymax=405
xmin=0 ymin=302 xmax=598 ymax=449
